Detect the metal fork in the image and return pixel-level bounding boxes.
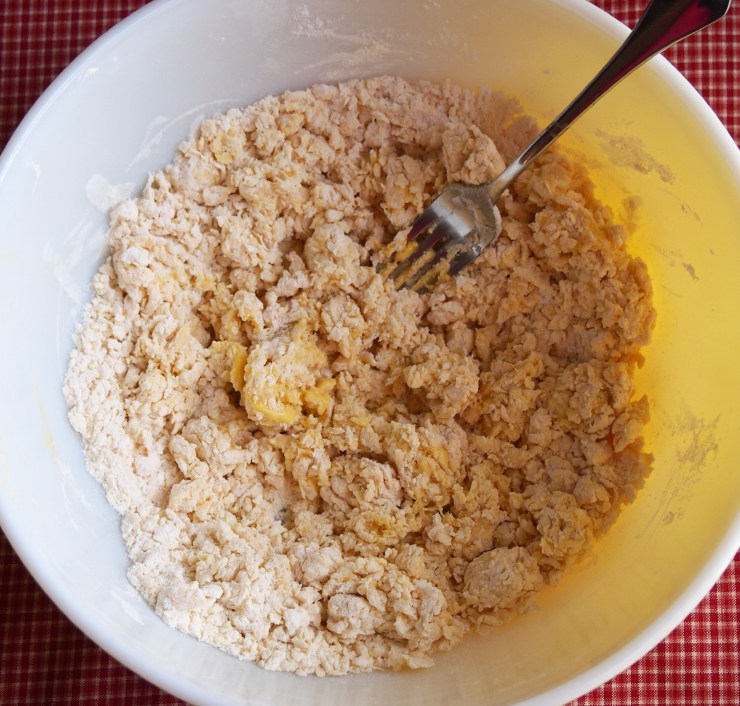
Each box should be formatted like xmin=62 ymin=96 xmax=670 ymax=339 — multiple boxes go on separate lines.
xmin=380 ymin=0 xmax=732 ymax=292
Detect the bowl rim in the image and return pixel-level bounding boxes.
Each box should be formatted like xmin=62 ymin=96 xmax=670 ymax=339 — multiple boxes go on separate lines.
xmin=1 ymin=1 xmax=738 ymax=704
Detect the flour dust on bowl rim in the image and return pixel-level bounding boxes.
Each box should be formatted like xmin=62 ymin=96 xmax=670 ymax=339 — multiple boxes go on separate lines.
xmin=0 ymin=1 xmax=738 ymax=705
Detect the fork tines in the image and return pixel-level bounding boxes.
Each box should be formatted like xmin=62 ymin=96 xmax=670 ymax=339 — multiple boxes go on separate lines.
xmin=379 ymin=218 xmax=460 ymax=292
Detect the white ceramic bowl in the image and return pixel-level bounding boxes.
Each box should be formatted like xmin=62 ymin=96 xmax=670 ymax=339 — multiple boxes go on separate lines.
xmin=1 ymin=1 xmax=739 ymax=704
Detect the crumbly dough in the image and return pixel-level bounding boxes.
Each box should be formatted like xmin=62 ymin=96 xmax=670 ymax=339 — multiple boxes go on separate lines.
xmin=64 ymin=76 xmax=655 ymax=675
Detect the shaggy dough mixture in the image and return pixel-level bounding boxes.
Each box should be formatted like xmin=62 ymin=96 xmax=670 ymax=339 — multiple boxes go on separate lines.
xmin=64 ymin=76 xmax=655 ymax=675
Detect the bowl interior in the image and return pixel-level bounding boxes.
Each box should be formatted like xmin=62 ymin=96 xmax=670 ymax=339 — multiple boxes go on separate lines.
xmin=1 ymin=1 xmax=739 ymax=704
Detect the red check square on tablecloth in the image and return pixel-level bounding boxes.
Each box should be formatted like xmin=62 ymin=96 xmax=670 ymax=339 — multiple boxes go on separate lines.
xmin=1 ymin=2 xmax=738 ymax=705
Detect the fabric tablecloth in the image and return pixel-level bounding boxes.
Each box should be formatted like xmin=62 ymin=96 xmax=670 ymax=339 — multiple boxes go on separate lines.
xmin=1 ymin=1 xmax=738 ymax=704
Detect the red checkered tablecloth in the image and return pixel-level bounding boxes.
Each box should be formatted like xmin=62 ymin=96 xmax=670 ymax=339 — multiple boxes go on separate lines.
xmin=1 ymin=1 xmax=738 ymax=704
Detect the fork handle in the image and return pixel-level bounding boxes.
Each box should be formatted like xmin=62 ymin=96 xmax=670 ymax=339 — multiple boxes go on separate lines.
xmin=488 ymin=0 xmax=732 ymax=196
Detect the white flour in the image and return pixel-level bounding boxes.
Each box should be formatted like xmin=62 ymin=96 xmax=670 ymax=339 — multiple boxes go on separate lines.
xmin=64 ymin=76 xmax=655 ymax=675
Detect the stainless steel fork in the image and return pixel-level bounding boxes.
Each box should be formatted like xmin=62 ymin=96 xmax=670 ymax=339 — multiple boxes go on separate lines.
xmin=380 ymin=0 xmax=732 ymax=292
